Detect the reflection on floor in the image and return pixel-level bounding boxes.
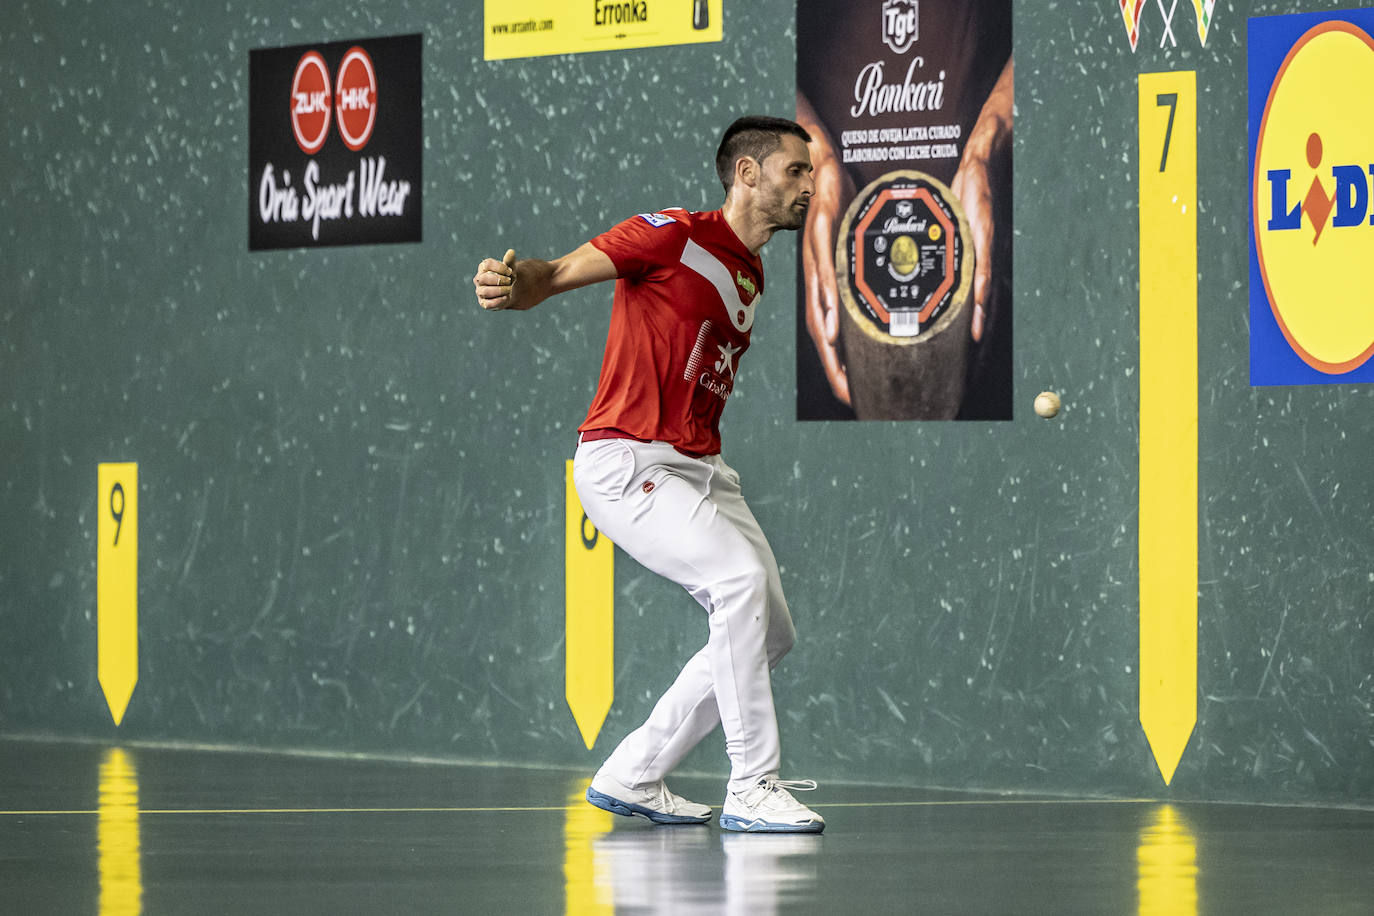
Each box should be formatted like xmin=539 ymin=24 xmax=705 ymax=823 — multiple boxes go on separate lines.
xmin=1 ymin=738 xmax=1370 ymax=914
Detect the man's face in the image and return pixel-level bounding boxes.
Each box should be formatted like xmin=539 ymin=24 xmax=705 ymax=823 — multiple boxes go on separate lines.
xmin=754 ymin=134 xmax=814 ymax=231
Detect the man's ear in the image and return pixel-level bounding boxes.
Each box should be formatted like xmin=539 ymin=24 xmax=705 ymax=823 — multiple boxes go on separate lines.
xmin=734 ymin=155 xmax=759 ymax=189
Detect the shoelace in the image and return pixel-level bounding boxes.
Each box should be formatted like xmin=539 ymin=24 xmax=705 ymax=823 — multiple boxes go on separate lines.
xmin=652 ymin=781 xmax=694 ymax=813
xmin=761 ymin=777 xmax=818 ymax=794
xmin=650 ymin=782 xmax=676 ymax=810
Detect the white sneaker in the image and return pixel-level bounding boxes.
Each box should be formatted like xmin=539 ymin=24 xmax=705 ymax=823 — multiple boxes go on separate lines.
xmin=719 ymin=777 xmax=825 ymax=833
xmin=586 ymin=773 xmax=712 ymax=825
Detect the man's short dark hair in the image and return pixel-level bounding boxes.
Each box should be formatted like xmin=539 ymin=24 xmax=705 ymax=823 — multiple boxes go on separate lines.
xmin=715 ymin=115 xmax=812 ymax=193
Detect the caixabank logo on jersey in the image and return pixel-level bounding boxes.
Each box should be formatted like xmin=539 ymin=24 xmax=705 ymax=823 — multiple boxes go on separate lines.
xmin=249 ymin=33 xmax=421 ymax=250
xmin=1249 ymin=11 xmax=1374 ymax=384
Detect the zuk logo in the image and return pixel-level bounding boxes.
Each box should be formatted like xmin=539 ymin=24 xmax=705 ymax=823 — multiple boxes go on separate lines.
xmin=1253 ymin=20 xmax=1374 ymax=374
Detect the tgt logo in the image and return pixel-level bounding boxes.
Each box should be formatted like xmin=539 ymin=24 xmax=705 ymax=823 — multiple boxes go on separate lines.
xmin=881 ymin=0 xmax=918 ymax=55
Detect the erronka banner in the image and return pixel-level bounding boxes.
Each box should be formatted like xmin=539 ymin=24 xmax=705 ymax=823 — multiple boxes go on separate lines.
xmin=484 ymin=1 xmax=722 ymax=61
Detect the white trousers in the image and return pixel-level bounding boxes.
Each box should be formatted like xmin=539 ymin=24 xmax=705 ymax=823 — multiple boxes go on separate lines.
xmin=572 ymin=437 xmax=796 ymax=793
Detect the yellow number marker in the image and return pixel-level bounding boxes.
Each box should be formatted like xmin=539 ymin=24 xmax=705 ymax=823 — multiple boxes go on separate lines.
xmin=565 ymin=461 xmax=614 ymax=749
xmin=98 ymin=463 xmax=139 ymax=727
xmin=1138 ymin=72 xmax=1198 ymax=785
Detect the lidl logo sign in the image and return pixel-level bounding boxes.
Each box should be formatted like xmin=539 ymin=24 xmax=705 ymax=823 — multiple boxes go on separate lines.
xmin=1250 ymin=11 xmax=1374 ymax=384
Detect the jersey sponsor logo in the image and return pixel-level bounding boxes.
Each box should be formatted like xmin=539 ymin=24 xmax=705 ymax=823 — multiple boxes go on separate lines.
xmin=684 ymin=321 xmax=736 ymax=402
xmin=1251 ymin=15 xmax=1374 ymax=379
xmin=698 ymin=373 xmax=731 ymax=401
xmin=714 ymin=341 xmax=740 ymax=378
xmin=679 ymin=239 xmax=757 ymax=332
xmin=735 ymin=271 xmax=756 ymax=298
xmin=637 ymin=212 xmax=677 ymax=228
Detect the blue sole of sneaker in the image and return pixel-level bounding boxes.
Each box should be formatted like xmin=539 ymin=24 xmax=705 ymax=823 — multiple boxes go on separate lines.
xmin=718 ymin=813 xmax=825 ymax=834
xmin=585 ymin=786 xmax=710 ymax=825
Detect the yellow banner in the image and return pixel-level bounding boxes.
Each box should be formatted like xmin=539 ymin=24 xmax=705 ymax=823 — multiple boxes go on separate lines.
xmin=485 ymin=0 xmax=722 ymax=61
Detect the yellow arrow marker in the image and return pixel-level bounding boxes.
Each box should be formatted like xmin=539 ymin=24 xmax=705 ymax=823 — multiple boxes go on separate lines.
xmin=98 ymin=463 xmax=139 ymax=726
xmin=566 ymin=461 xmax=614 ymax=749
xmin=1138 ymin=72 xmax=1198 ymax=785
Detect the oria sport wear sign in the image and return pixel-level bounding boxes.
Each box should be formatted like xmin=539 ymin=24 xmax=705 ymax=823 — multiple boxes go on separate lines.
xmin=249 ymin=33 xmax=422 ymax=250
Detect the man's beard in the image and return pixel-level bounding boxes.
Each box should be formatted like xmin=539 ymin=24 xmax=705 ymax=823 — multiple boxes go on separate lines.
xmin=770 ymin=195 xmax=808 ymax=231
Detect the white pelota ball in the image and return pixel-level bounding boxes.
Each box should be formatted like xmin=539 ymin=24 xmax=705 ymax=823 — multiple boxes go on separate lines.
xmin=1034 ymin=391 xmax=1061 ymax=419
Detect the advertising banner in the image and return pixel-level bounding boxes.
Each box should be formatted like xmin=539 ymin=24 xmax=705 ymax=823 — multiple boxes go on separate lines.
xmin=249 ymin=33 xmax=422 ymax=250
xmin=796 ymin=1 xmax=1013 ymax=420
xmin=484 ymin=0 xmax=721 ymax=61
xmin=1249 ymin=10 xmax=1374 ymax=385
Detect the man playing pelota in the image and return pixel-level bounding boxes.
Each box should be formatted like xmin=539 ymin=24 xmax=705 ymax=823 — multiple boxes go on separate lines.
xmin=472 ymin=116 xmax=824 ymax=833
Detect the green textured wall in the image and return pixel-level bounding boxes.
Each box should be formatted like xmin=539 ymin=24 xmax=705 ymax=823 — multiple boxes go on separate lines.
xmin=2 ymin=0 xmax=1370 ymax=806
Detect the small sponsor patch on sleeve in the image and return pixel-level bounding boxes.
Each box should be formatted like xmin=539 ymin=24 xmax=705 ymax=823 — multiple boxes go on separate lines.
xmin=636 ymin=212 xmax=677 ymax=228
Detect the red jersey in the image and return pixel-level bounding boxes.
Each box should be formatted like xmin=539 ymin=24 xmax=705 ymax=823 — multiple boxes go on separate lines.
xmin=581 ymin=208 xmax=763 ymax=457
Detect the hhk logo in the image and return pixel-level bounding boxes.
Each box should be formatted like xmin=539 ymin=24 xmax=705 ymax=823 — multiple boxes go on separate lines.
xmin=1251 ymin=18 xmax=1374 ymax=377
xmin=335 ymin=47 xmax=378 ymax=152
xmin=881 ymin=0 xmax=918 ymax=55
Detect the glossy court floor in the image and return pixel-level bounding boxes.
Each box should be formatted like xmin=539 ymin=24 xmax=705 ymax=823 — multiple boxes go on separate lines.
xmin=1 ymin=739 xmax=1371 ymax=914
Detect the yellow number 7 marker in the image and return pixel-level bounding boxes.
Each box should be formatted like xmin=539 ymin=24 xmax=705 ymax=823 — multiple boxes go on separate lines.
xmin=1138 ymin=72 xmax=1198 ymax=786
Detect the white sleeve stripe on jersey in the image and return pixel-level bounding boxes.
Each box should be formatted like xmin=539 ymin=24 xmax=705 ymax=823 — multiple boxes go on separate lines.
xmin=679 ymin=239 xmax=757 ymax=333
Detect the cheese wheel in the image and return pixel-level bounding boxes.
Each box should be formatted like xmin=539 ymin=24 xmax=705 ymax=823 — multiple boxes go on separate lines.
xmin=835 ymin=170 xmax=975 ymax=420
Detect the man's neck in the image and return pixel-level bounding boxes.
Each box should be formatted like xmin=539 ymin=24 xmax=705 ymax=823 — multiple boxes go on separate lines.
xmin=721 ymin=197 xmax=772 ymax=255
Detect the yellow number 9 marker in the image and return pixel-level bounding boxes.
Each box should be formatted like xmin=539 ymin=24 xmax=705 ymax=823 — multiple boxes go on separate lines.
xmin=98 ymin=463 xmax=138 ymax=726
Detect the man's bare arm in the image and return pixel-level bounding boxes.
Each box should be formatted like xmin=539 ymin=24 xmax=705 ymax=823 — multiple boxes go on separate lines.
xmin=473 ymin=242 xmax=618 ymax=311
